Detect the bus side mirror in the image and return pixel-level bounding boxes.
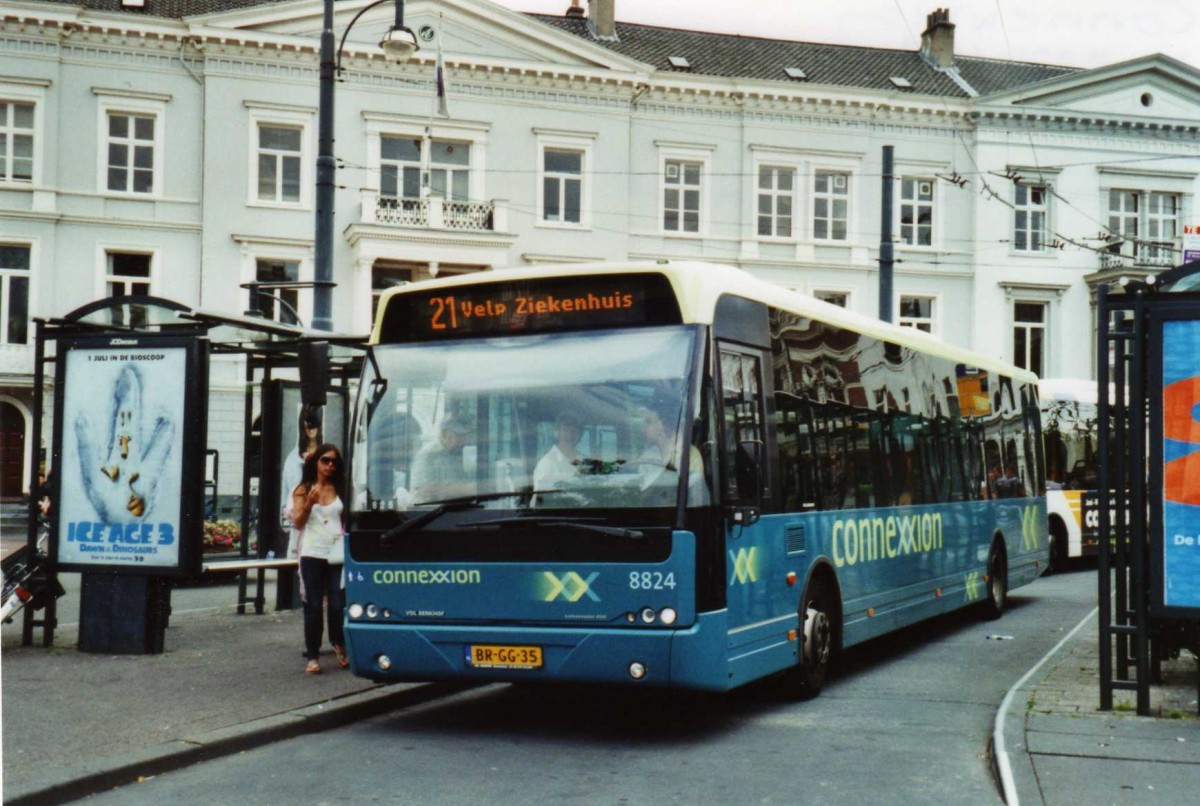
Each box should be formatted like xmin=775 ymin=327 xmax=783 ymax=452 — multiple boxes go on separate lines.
xmin=299 ymin=340 xmax=330 ymax=407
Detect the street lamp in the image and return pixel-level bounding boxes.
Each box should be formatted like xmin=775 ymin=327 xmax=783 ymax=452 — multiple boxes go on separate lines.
xmin=314 ymin=0 xmax=418 ymax=332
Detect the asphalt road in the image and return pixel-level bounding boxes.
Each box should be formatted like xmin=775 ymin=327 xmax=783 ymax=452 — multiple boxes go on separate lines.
xmin=81 ymin=568 xmax=1100 ymax=806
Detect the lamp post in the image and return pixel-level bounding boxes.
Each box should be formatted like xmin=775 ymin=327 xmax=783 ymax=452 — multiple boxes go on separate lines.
xmin=314 ymin=0 xmax=418 ymax=332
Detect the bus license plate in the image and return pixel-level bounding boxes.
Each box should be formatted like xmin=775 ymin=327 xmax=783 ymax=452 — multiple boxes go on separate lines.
xmin=466 ymin=644 xmax=543 ymax=669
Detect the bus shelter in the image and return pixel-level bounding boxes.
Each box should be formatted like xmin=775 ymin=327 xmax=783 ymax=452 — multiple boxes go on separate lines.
xmin=1097 ymin=259 xmax=1200 ymax=715
xmin=20 ymin=295 xmax=363 ymax=652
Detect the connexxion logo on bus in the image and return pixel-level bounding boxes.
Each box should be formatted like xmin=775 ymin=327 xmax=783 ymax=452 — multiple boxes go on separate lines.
xmin=372 ymin=569 xmax=482 ymax=585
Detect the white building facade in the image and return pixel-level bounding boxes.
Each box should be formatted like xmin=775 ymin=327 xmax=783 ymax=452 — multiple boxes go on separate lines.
xmin=2 ymin=0 xmax=1198 ymax=498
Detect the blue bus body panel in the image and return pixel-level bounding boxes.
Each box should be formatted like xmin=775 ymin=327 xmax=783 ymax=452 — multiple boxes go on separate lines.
xmin=344 ymin=498 xmax=1046 ymax=691
xmin=727 ymin=497 xmax=1047 ymax=651
xmin=344 ymin=532 xmax=731 ymax=689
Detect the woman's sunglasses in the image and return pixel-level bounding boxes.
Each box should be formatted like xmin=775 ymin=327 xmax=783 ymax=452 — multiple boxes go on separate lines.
xmin=318 ymin=456 xmax=339 ymax=466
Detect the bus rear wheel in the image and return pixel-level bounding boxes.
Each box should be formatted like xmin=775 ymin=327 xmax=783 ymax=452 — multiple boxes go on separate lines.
xmin=791 ymin=577 xmax=834 ymax=699
xmin=1048 ymin=520 xmax=1068 ymax=574
xmin=982 ymin=542 xmax=1007 ymax=620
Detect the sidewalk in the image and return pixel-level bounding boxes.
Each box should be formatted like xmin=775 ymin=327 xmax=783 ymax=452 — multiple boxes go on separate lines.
xmin=1 ymin=603 xmax=459 ymax=805
xmin=1000 ymin=613 xmax=1200 ymax=805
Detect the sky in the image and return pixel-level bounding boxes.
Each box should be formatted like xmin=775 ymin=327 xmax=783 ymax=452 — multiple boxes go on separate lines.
xmin=496 ymin=0 xmax=1199 ymax=70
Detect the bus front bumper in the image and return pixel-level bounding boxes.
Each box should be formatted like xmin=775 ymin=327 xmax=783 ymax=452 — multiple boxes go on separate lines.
xmin=344 ymin=614 xmax=731 ymax=691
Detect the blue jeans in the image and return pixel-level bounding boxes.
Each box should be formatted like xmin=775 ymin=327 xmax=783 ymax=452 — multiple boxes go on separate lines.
xmin=299 ymin=557 xmax=345 ymax=661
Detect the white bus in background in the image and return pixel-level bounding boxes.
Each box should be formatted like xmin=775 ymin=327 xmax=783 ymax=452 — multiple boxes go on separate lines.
xmin=1039 ymin=378 xmax=1100 ymax=571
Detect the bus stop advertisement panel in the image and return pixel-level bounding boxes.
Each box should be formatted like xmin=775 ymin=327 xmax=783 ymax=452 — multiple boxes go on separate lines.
xmin=50 ymin=335 xmax=208 ymax=651
xmin=1151 ymin=313 xmax=1200 ymax=618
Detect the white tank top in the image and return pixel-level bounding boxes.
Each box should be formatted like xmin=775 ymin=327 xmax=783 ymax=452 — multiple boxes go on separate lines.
xmin=300 ymin=497 xmax=344 ymax=564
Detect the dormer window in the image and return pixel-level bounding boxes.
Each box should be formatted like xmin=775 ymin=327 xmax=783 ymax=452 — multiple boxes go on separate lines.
xmin=890 ymin=76 xmax=914 ymax=90
xmin=668 ymin=56 xmax=691 ymax=70
xmin=784 ymin=67 xmax=807 ymax=81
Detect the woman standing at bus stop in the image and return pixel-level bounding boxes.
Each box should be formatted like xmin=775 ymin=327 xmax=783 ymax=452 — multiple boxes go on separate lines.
xmin=291 ymin=443 xmax=348 ymax=675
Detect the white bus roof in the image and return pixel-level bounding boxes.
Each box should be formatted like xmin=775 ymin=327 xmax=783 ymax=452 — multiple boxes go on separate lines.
xmin=374 ymin=261 xmax=1037 ymax=384
xmin=1039 ymin=378 xmax=1098 ymax=404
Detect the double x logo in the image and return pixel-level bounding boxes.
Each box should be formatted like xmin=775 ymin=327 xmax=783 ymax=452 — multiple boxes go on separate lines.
xmin=542 ymin=571 xmax=601 ymax=602
xmin=728 ymin=547 xmax=760 ymax=585
xmin=964 ymin=570 xmax=982 ymax=601
xmin=1021 ymin=505 xmax=1040 ymax=551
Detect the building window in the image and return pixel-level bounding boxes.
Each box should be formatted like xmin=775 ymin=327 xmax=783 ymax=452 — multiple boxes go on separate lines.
xmin=105 ymin=252 xmax=152 ymax=328
xmin=541 ymin=148 xmax=583 ymax=224
xmin=898 ymin=295 xmax=935 ymax=333
xmin=757 ymin=166 xmax=794 ymax=238
xmin=1013 ymin=301 xmax=1046 ymax=376
xmin=1146 ymin=192 xmax=1180 ymax=263
xmin=106 ymin=113 xmax=155 ymax=194
xmin=256 ymin=124 xmax=302 ymax=204
xmin=813 ymin=171 xmax=849 ymax=241
xmin=899 ymin=178 xmax=934 ymax=246
xmin=0 ymin=244 xmax=30 ymax=345
xmin=813 ymin=290 xmax=849 ymax=308
xmin=381 ymin=137 xmax=470 ymax=201
xmin=1014 ymin=184 xmax=1048 ymax=252
xmin=1107 ymin=189 xmax=1181 ymax=266
xmin=106 ymin=252 xmax=151 ymax=298
xmin=255 ymin=259 xmax=301 ymax=324
xmin=663 ymin=159 xmax=701 ymax=233
xmin=0 ymin=101 xmax=33 ymax=183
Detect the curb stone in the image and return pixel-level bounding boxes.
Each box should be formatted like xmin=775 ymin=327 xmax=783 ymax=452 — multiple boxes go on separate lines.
xmin=3 ymin=682 xmax=472 ymax=806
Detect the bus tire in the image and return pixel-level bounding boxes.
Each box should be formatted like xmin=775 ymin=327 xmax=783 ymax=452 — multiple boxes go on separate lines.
xmin=1048 ymin=518 xmax=1068 ymax=574
xmin=791 ymin=575 xmax=835 ymax=699
xmin=982 ymin=540 xmax=1007 ymax=620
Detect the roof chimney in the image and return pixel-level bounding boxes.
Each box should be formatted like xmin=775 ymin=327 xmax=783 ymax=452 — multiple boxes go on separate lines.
xmin=920 ymin=8 xmax=955 ymax=68
xmin=588 ymin=0 xmax=617 ymax=41
xmin=565 ymin=0 xmax=584 ymax=19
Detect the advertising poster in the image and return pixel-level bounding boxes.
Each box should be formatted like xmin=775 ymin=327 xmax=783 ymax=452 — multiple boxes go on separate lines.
xmin=1160 ymin=319 xmax=1200 ymax=610
xmin=56 ymin=344 xmax=187 ymax=569
xmin=1184 ymin=224 xmax=1200 ymax=264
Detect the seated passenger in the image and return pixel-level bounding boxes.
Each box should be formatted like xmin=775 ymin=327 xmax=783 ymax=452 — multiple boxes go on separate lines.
xmin=410 ymin=415 xmax=475 ymax=503
xmin=636 ymin=401 xmax=709 ymax=506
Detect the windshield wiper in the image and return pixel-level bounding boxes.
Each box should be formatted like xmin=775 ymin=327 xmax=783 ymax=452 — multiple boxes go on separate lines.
xmin=378 ymin=491 xmax=534 ymax=546
xmin=459 ymin=515 xmax=645 ymax=541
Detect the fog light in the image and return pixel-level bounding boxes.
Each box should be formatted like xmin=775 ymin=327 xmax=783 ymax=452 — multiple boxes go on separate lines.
xmin=366 ymin=604 xmax=379 ymax=619
xmin=640 ymin=607 xmax=656 ymax=624
xmin=626 ymin=612 xmax=637 ymax=623
xmin=382 ymin=609 xmax=392 ymax=618
xmin=629 ymin=661 xmax=647 ymax=680
xmin=659 ymin=607 xmax=677 ymax=625
xmin=377 ymin=654 xmax=392 ymax=671
xmin=348 ymin=603 xmax=364 ymax=619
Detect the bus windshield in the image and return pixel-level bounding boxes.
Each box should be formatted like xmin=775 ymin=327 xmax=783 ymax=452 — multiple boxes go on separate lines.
xmin=352 ymin=325 xmax=706 ymax=515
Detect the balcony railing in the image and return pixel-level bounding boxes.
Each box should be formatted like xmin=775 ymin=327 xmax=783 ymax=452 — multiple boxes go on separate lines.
xmin=360 ymin=192 xmax=508 ymax=233
xmin=1100 ymin=240 xmax=1180 ymax=270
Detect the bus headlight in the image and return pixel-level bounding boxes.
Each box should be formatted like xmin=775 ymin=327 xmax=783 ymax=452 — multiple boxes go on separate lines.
xmin=377 ymin=654 xmax=392 ymax=671
xmin=659 ymin=607 xmax=677 ymax=625
xmin=348 ymin=603 xmax=364 ymax=619
xmin=640 ymin=607 xmax=656 ymax=624
xmin=629 ymin=661 xmax=648 ymax=680
xmin=366 ymin=604 xmax=379 ymax=619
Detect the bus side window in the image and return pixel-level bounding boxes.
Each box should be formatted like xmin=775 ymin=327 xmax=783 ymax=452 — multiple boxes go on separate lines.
xmin=774 ymin=393 xmax=818 ymax=510
xmin=719 ymin=349 xmax=765 ymax=502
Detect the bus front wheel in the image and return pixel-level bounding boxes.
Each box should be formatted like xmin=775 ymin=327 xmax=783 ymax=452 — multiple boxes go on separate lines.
xmin=982 ymin=542 xmax=1007 ymax=620
xmin=792 ymin=577 xmax=834 ymax=698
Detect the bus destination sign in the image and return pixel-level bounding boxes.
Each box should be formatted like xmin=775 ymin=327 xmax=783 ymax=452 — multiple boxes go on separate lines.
xmin=377 ymin=273 xmax=681 ymax=342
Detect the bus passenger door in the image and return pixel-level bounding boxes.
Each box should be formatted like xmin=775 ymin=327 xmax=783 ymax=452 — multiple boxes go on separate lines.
xmin=718 ymin=346 xmax=774 ymax=629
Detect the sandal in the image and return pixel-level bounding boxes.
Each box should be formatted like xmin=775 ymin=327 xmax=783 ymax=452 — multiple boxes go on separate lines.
xmin=305 ymin=659 xmax=321 ymax=675
xmin=334 ymin=646 xmax=350 ymax=670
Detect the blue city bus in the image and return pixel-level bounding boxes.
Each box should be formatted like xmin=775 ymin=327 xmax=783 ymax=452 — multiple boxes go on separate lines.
xmin=343 ymin=261 xmax=1047 ymax=695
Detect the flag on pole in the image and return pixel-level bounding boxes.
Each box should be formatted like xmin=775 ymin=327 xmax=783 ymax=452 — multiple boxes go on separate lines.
xmin=435 ymin=34 xmax=450 ymax=118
